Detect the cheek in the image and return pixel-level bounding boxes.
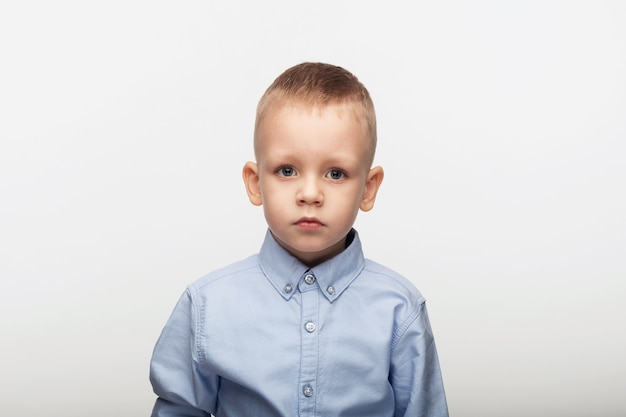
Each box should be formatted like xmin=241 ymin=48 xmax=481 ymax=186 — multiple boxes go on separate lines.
xmin=260 ymin=183 xmax=291 ymax=215
xmin=330 ymin=186 xmax=364 ymax=212
xmin=260 ymin=180 xmax=285 ymax=203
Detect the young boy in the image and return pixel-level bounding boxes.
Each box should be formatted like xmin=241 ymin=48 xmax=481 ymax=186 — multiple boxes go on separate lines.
xmin=149 ymin=62 xmax=448 ymax=417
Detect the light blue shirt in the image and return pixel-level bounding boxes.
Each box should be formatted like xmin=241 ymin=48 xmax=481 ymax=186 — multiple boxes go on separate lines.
xmin=150 ymin=229 xmax=448 ymax=417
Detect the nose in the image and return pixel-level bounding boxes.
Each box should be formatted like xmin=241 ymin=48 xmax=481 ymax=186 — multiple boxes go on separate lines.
xmin=297 ymin=176 xmax=324 ymax=205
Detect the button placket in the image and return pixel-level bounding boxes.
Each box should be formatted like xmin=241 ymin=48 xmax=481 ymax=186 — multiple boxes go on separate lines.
xmin=299 ymin=276 xmax=319 ymax=415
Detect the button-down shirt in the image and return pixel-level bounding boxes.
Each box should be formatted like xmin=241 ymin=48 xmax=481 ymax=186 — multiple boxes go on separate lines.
xmin=150 ymin=229 xmax=448 ymax=417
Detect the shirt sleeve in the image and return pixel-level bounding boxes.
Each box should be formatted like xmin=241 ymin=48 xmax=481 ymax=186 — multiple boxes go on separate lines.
xmin=149 ymin=289 xmax=218 ymax=417
xmin=389 ymin=301 xmax=449 ymax=417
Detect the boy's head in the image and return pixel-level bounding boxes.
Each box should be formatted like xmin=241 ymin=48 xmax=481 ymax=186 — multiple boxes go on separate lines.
xmin=254 ymin=62 xmax=378 ymax=167
xmin=243 ymin=62 xmax=384 ymax=266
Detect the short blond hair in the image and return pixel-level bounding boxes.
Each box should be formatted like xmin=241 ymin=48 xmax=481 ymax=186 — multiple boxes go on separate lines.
xmin=254 ymin=62 xmax=377 ymax=166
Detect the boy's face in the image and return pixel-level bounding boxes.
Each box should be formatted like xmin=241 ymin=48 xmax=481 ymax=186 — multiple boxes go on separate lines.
xmin=243 ymin=104 xmax=383 ymax=266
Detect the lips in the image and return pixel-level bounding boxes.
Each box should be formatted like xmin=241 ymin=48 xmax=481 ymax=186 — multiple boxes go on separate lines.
xmin=295 ymin=217 xmax=323 ymax=231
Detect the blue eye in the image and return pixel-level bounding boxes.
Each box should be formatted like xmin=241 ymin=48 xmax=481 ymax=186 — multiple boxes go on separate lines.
xmin=278 ymin=166 xmax=295 ymax=177
xmin=327 ymin=169 xmax=345 ymax=180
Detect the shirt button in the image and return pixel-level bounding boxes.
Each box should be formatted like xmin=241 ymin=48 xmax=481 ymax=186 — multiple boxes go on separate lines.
xmin=304 ymin=274 xmax=316 ymax=285
xmin=327 ymin=286 xmax=335 ymax=295
xmin=303 ymin=385 xmax=314 ymax=397
xmin=305 ymin=322 xmax=316 ymax=333
xmin=284 ymin=284 xmax=293 ymax=294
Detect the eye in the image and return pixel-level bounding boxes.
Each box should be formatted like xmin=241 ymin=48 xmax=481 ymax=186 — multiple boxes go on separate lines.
xmin=277 ymin=166 xmax=296 ymax=177
xmin=326 ymin=169 xmax=345 ymax=180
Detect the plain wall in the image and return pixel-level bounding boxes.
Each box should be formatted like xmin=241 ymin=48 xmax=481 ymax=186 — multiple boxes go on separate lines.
xmin=1 ymin=1 xmax=624 ymax=416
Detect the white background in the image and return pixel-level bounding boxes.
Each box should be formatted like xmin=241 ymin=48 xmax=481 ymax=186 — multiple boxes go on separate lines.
xmin=1 ymin=1 xmax=624 ymax=416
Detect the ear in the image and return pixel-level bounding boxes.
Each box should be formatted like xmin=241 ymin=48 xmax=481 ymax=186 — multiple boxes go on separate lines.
xmin=360 ymin=166 xmax=384 ymax=212
xmin=242 ymin=161 xmax=263 ymax=206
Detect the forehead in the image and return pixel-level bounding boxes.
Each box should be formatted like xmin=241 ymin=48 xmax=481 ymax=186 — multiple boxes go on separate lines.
xmin=255 ymin=103 xmax=373 ymax=163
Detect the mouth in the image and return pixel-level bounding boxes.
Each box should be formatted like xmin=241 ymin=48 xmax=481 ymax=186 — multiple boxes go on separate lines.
xmin=295 ymin=217 xmax=324 ymax=231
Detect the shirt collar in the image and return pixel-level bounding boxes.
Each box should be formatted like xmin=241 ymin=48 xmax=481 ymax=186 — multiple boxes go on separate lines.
xmin=258 ymin=229 xmax=365 ymax=302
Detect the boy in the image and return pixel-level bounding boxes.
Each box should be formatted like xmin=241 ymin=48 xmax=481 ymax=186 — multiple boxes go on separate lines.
xmin=149 ymin=62 xmax=448 ymax=417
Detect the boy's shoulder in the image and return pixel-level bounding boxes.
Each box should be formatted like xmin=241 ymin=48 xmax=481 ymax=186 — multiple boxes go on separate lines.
xmin=187 ymin=254 xmax=261 ymax=292
xmin=362 ymin=258 xmax=427 ymax=304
